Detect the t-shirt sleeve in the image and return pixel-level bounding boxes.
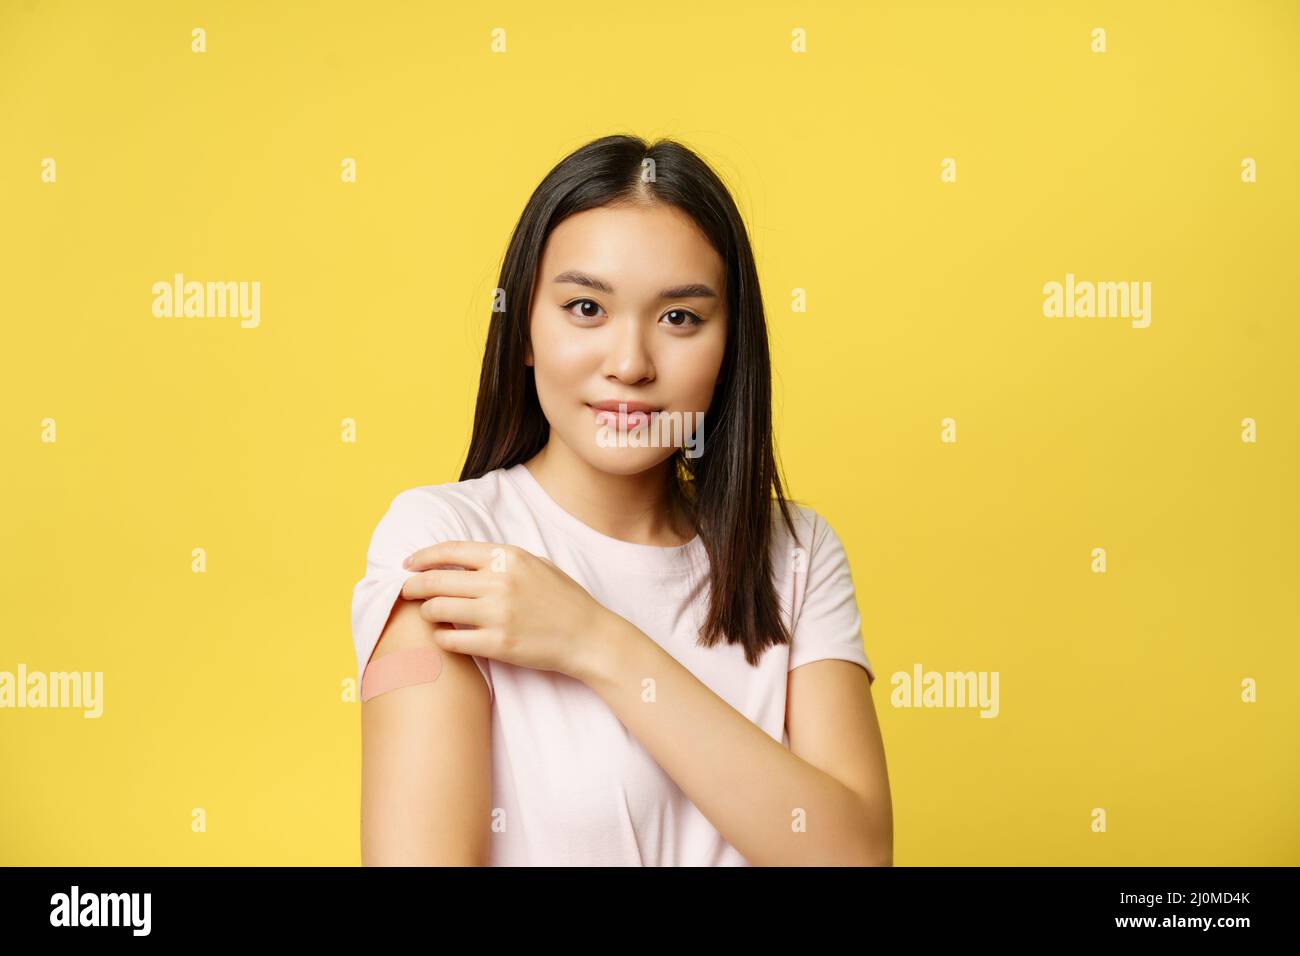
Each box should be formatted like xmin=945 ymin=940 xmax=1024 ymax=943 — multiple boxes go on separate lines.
xmin=350 ymin=488 xmax=493 ymax=700
xmin=787 ymin=512 xmax=875 ymax=685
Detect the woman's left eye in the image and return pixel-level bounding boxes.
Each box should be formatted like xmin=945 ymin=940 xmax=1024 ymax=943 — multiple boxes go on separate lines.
xmin=661 ymin=309 xmax=702 ymax=329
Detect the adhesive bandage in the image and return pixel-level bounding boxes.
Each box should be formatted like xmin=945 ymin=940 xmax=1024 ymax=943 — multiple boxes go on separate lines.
xmin=361 ymin=646 xmax=443 ymax=702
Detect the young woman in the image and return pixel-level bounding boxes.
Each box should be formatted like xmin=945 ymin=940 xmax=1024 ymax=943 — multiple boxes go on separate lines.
xmin=351 ymin=134 xmax=892 ymax=866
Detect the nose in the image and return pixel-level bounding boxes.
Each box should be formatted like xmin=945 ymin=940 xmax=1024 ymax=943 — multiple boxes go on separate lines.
xmin=604 ymin=314 xmax=655 ymax=385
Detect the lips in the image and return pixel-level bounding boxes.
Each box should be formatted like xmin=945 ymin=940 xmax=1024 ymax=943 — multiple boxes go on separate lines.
xmin=587 ymin=400 xmax=659 ymax=413
xmin=587 ymin=400 xmax=657 ymax=430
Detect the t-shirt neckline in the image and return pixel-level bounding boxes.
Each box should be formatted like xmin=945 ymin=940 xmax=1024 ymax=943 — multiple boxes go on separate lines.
xmin=503 ymin=462 xmax=707 ymax=576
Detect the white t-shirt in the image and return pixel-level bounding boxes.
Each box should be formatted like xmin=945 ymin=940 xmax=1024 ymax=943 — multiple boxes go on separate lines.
xmin=351 ymin=462 xmax=874 ymax=865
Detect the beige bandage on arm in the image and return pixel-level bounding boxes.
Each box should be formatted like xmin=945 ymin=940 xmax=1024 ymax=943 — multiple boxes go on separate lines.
xmin=361 ymin=646 xmax=443 ymax=702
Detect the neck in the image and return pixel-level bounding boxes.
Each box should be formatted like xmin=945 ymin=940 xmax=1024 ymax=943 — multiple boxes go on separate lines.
xmin=522 ymin=441 xmax=693 ymax=546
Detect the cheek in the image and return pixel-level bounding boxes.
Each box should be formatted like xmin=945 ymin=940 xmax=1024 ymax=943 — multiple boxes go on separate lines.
xmin=670 ymin=334 xmax=727 ymax=407
xmin=530 ymin=313 xmax=600 ymax=396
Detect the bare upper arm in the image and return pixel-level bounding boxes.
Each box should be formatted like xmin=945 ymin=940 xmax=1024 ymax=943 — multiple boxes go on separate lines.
xmin=360 ymin=597 xmax=492 ymax=866
xmin=785 ymin=659 xmax=893 ymax=864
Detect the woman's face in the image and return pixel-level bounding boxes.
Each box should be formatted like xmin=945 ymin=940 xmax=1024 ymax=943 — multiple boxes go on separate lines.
xmin=526 ymin=202 xmax=728 ymax=476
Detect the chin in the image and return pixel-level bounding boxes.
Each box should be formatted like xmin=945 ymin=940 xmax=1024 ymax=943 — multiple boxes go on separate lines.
xmin=576 ymin=440 xmax=677 ymax=477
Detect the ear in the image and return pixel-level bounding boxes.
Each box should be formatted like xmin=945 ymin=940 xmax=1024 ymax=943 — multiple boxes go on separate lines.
xmin=523 ymin=340 xmax=534 ymax=367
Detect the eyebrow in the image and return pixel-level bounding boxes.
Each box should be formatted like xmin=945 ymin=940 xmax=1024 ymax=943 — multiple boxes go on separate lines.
xmin=552 ymin=270 xmax=718 ymax=299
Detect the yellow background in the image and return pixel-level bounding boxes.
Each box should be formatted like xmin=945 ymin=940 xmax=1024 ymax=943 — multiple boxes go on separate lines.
xmin=2 ymin=0 xmax=1296 ymax=865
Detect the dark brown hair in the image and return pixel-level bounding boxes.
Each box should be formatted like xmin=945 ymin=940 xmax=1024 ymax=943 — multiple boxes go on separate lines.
xmin=460 ymin=133 xmax=797 ymax=666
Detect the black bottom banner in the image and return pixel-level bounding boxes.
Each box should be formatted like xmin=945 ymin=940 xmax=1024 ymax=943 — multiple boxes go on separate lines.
xmin=0 ymin=865 xmax=1289 ymax=942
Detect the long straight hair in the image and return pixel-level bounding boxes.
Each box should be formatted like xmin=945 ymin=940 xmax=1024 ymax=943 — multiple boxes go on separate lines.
xmin=460 ymin=134 xmax=797 ymax=666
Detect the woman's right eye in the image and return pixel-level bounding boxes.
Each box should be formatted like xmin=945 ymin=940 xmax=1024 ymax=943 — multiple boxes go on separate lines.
xmin=562 ymin=298 xmax=605 ymax=320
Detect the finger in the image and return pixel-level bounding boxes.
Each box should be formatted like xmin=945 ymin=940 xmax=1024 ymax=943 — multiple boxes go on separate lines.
xmin=400 ymin=568 xmax=486 ymax=601
xmin=418 ymin=595 xmax=488 ymax=627
xmin=430 ymin=625 xmax=493 ymax=657
xmin=402 ymin=540 xmax=499 ymax=571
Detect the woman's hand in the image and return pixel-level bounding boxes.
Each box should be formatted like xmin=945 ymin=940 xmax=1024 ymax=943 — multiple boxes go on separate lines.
xmin=398 ymin=540 xmax=620 ymax=681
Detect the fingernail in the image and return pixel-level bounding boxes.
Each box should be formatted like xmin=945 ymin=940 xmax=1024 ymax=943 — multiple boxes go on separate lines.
xmin=401 ymin=555 xmax=411 ymax=568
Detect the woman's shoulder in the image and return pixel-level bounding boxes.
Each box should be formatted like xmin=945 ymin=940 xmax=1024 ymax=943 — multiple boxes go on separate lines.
xmin=769 ymin=497 xmax=821 ymax=549
xmin=767 ymin=498 xmax=855 ymax=573
xmin=386 ymin=468 xmax=508 ymax=512
xmin=374 ymin=467 xmax=517 ymax=540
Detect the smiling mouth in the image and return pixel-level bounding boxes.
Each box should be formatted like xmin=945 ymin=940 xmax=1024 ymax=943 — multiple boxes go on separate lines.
xmin=586 ymin=402 xmax=656 ymax=428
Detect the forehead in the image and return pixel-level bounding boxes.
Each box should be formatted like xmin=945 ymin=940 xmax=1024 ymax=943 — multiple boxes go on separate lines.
xmin=539 ymin=203 xmax=724 ymax=293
